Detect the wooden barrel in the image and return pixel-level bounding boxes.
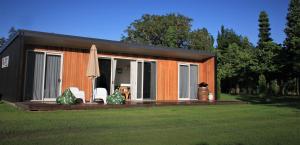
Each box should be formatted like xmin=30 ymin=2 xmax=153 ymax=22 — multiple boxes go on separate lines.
xmin=198 ymin=87 xmax=209 ymax=101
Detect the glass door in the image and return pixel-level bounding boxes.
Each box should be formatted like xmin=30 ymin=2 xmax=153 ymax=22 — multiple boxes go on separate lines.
xmin=179 ymin=65 xmax=189 ymax=100
xmin=25 ymin=51 xmax=62 ymax=101
xmin=136 ymin=61 xmax=143 ymax=100
xmin=43 ymin=54 xmax=62 ymax=101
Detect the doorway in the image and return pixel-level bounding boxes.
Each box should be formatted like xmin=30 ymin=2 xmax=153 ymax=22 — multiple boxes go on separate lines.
xmin=96 ymin=58 xmax=111 ymax=95
xmin=98 ymin=57 xmax=157 ymax=101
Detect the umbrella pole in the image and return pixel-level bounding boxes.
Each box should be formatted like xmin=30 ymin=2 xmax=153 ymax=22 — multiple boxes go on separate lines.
xmin=91 ymin=78 xmax=95 ymax=103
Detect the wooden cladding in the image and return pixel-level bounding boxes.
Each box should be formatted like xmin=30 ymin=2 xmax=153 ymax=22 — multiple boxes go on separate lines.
xmin=61 ymin=49 xmax=92 ymax=102
xmin=156 ymin=57 xmax=215 ymax=101
xmin=157 ymin=60 xmax=179 ymax=101
xmin=32 ymin=47 xmax=215 ymax=102
xmin=199 ymin=57 xmax=215 ymax=97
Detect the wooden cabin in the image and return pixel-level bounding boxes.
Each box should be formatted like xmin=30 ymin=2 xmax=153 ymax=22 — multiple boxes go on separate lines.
xmin=0 ymin=30 xmax=216 ymax=102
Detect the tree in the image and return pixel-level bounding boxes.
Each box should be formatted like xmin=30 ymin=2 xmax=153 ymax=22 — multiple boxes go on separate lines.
xmin=217 ymin=37 xmax=256 ymax=94
xmin=258 ymin=11 xmax=273 ymax=47
xmin=216 ymin=26 xmax=255 ymax=93
xmin=284 ymin=0 xmax=300 ymax=95
xmin=251 ymin=42 xmax=281 ymax=76
xmin=122 ymin=13 xmax=192 ymax=48
xmin=8 ymin=27 xmax=17 ymax=39
xmin=217 ymin=25 xmax=242 ymax=50
xmin=0 ymin=37 xmax=5 ymax=47
xmin=255 ymin=11 xmax=281 ymax=85
xmin=188 ymin=28 xmax=214 ymax=51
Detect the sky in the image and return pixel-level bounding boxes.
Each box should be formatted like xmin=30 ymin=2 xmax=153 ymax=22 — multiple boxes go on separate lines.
xmin=0 ymin=0 xmax=289 ymax=46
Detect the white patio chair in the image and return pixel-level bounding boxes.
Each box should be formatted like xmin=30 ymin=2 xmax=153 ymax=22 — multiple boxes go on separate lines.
xmin=94 ymin=88 xmax=108 ymax=104
xmin=69 ymin=87 xmax=86 ymax=103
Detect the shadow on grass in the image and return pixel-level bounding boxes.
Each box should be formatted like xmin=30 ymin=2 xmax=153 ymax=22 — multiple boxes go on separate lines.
xmin=235 ymin=94 xmax=300 ymax=110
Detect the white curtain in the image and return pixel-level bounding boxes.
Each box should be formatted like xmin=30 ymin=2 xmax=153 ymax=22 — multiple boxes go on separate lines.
xmin=44 ymin=55 xmax=61 ymax=99
xmin=179 ymin=65 xmax=189 ymax=99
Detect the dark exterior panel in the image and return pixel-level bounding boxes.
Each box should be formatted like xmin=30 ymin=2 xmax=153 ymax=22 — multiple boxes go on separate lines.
xmin=0 ymin=36 xmax=24 ymax=102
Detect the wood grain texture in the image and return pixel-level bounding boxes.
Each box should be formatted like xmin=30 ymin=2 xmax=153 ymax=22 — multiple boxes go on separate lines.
xmin=157 ymin=60 xmax=178 ymax=101
xmin=62 ymin=49 xmax=92 ymax=102
xmin=199 ymin=57 xmax=215 ymax=97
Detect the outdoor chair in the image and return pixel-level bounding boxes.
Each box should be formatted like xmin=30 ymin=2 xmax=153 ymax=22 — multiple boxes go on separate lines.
xmin=69 ymin=87 xmax=86 ymax=103
xmin=94 ymin=88 xmax=108 ymax=104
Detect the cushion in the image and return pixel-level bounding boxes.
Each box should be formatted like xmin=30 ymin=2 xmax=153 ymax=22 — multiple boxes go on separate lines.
xmin=106 ymin=90 xmax=125 ymax=104
xmin=56 ymin=88 xmax=78 ymax=105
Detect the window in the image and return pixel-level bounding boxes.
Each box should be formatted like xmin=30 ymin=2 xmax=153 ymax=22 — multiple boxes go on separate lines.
xmin=179 ymin=64 xmax=198 ymax=100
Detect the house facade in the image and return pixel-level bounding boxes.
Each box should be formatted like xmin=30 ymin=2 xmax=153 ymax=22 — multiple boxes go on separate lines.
xmin=0 ymin=30 xmax=216 ymax=102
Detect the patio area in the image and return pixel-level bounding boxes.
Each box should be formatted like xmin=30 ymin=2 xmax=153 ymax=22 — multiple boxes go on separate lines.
xmin=14 ymin=100 xmax=246 ymax=111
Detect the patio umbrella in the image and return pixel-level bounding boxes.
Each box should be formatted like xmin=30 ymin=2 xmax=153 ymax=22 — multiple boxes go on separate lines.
xmin=86 ymin=44 xmax=100 ymax=102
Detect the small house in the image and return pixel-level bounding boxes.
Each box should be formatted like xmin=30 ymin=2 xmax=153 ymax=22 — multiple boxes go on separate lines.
xmin=0 ymin=30 xmax=216 ymax=102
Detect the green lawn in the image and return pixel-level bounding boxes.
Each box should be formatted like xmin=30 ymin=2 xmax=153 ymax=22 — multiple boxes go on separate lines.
xmin=0 ymin=99 xmax=300 ymax=145
xmin=219 ymin=93 xmax=240 ymax=101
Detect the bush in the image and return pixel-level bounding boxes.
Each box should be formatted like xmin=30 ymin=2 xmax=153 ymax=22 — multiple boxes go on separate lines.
xmin=258 ymin=74 xmax=267 ymax=97
xmin=270 ymin=80 xmax=280 ymax=96
xmin=107 ymin=90 xmax=125 ymax=104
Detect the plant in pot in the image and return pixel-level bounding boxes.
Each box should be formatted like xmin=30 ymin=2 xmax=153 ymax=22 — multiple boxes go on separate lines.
xmin=198 ymin=82 xmax=209 ymax=101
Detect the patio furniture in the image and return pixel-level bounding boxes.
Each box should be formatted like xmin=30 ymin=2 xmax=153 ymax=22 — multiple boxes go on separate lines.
xmin=69 ymin=87 xmax=86 ymax=103
xmin=94 ymin=88 xmax=108 ymax=104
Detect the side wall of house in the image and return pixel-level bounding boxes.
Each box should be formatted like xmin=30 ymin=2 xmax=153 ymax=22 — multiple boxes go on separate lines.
xmin=156 ymin=57 xmax=215 ymax=101
xmin=199 ymin=57 xmax=216 ymax=97
xmin=0 ymin=36 xmax=24 ymax=102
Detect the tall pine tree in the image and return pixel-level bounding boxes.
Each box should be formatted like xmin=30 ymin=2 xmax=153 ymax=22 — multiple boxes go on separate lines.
xmin=258 ymin=11 xmax=273 ymax=47
xmin=284 ymin=0 xmax=300 ymax=95
xmin=256 ymin=11 xmax=280 ymax=82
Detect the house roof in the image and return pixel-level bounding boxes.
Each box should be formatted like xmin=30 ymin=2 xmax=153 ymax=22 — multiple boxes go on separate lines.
xmin=0 ymin=29 xmax=215 ymax=61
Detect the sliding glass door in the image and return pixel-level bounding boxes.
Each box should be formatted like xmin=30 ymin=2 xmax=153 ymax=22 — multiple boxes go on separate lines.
xmin=129 ymin=60 xmax=157 ymax=100
xmin=179 ymin=65 xmax=189 ymax=99
xmin=179 ymin=64 xmax=199 ymax=100
xmin=106 ymin=58 xmax=157 ymax=101
xmin=143 ymin=61 xmax=156 ymax=100
xmin=25 ymin=51 xmax=62 ymax=101
xmin=137 ymin=61 xmax=143 ymax=100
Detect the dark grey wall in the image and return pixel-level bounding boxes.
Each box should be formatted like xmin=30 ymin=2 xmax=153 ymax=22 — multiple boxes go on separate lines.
xmin=0 ymin=36 xmax=24 ymax=102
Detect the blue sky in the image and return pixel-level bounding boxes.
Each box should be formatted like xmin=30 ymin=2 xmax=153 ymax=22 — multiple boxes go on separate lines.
xmin=0 ymin=0 xmax=289 ymax=46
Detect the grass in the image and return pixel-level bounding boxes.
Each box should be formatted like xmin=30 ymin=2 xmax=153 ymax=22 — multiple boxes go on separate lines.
xmin=0 ymin=98 xmax=300 ymax=145
xmin=219 ymin=93 xmax=240 ymax=101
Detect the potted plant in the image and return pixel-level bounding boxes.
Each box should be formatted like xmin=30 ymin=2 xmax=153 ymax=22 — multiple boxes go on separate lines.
xmin=198 ymin=82 xmax=209 ymax=101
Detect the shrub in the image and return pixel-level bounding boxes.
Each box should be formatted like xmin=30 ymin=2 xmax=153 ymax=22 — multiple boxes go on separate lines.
xmin=270 ymin=80 xmax=280 ymax=96
xmin=258 ymin=74 xmax=267 ymax=97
